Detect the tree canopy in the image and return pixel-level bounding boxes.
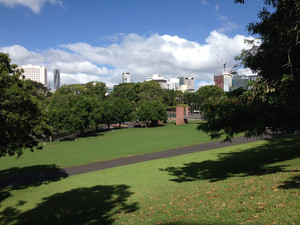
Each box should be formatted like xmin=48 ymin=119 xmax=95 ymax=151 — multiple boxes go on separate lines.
xmin=0 ymin=53 xmax=51 ymax=157
xmin=199 ymin=0 xmax=300 ymax=140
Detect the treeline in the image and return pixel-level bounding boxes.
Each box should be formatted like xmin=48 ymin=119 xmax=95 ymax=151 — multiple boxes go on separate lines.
xmin=48 ymin=80 xmax=227 ymax=134
xmin=0 ymin=52 xmax=225 ymax=157
xmin=48 ymin=81 xmax=168 ymax=132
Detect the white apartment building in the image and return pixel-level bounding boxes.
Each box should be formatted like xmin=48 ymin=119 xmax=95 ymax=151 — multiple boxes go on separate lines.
xmin=169 ymin=78 xmax=180 ymax=90
xmin=19 ymin=64 xmax=47 ymax=86
xmin=146 ymin=74 xmax=168 ymax=89
xmin=223 ymin=71 xmax=232 ymax=92
xmin=122 ymin=72 xmax=131 ymax=83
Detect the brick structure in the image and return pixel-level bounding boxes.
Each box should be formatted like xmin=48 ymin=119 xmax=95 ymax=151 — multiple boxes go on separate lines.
xmin=176 ymin=106 xmax=189 ymax=125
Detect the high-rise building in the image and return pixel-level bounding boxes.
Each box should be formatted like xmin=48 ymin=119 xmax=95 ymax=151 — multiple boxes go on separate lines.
xmin=169 ymin=78 xmax=180 ymax=90
xmin=53 ymin=69 xmax=60 ymax=90
xmin=19 ymin=64 xmax=47 ymax=86
xmin=223 ymin=71 xmax=232 ymax=92
xmin=122 ymin=72 xmax=131 ymax=83
xmin=184 ymin=76 xmax=195 ymax=91
xmin=178 ymin=77 xmax=184 ymax=86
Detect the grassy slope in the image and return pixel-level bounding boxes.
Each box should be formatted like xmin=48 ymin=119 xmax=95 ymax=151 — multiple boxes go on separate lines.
xmin=1 ymin=135 xmax=299 ymax=225
xmin=0 ymin=124 xmax=212 ymax=170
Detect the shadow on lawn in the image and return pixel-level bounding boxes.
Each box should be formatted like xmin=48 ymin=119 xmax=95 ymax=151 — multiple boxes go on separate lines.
xmin=0 ymin=164 xmax=68 ymax=190
xmin=0 ymin=184 xmax=138 ymax=225
xmin=0 ymin=164 xmax=68 ymax=204
xmin=161 ymin=135 xmax=300 ymax=183
xmin=278 ymin=174 xmax=300 ymax=189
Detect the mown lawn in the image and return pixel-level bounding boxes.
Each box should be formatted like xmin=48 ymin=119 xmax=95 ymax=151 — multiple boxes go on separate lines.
xmin=0 ymin=123 xmax=211 ymax=170
xmin=0 ymin=135 xmax=299 ymax=224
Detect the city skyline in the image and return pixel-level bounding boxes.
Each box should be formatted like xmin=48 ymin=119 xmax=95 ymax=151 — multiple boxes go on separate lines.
xmin=0 ymin=0 xmax=266 ymax=88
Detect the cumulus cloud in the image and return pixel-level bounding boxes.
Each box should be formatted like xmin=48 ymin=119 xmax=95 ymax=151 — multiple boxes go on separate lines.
xmin=0 ymin=45 xmax=44 ymax=65
xmin=0 ymin=31 xmax=256 ymax=88
xmin=0 ymin=0 xmax=62 ymax=13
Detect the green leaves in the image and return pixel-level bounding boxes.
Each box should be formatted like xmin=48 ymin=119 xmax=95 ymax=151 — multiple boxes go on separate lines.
xmin=137 ymin=101 xmax=167 ymax=127
xmin=0 ymin=53 xmax=51 ymax=157
xmin=199 ymin=0 xmax=300 ymax=140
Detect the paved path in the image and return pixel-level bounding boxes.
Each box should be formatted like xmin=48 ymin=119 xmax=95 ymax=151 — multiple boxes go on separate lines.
xmin=64 ymin=135 xmax=265 ymax=176
xmin=0 ymin=135 xmax=270 ymax=189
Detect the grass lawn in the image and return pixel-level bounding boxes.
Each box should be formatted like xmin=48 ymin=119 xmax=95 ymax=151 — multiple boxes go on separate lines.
xmin=0 ymin=123 xmax=212 ymax=171
xmin=0 ymin=135 xmax=299 ymax=224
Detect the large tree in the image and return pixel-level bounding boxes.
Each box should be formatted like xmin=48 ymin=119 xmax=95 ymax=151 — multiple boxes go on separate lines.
xmin=138 ymin=80 xmax=164 ymax=102
xmin=111 ymin=97 xmax=135 ymax=128
xmin=137 ymin=101 xmax=168 ymax=128
xmin=0 ymin=53 xmax=51 ymax=157
xmin=199 ymin=0 xmax=300 ymax=140
xmin=110 ymin=83 xmax=138 ymax=103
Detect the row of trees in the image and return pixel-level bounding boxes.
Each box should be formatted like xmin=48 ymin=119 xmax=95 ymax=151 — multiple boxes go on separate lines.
xmin=48 ymin=81 xmax=169 ymax=132
xmin=1 ymin=52 xmax=223 ymax=157
xmin=48 ymin=79 xmax=223 ymax=133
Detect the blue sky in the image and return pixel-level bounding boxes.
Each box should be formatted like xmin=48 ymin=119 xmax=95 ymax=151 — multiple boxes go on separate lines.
xmin=0 ymin=0 xmax=266 ymax=88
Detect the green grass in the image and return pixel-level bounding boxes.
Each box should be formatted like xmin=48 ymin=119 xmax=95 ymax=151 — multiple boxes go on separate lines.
xmin=1 ymin=135 xmax=299 ymax=224
xmin=0 ymin=123 xmax=212 ymax=170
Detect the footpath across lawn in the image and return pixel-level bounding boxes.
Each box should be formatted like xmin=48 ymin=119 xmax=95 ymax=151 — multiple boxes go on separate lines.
xmin=0 ymin=135 xmax=299 ymax=224
xmin=0 ymin=123 xmax=211 ymax=171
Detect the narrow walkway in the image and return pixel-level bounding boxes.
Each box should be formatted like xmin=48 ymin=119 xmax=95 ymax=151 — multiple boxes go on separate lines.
xmin=0 ymin=135 xmax=270 ymax=189
xmin=64 ymin=135 xmax=265 ymax=176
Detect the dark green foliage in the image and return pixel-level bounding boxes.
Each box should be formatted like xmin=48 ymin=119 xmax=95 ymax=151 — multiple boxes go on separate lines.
xmin=111 ymin=97 xmax=135 ymax=128
xmin=69 ymin=96 xmax=93 ymax=134
xmin=138 ymin=80 xmax=163 ymax=102
xmin=196 ymin=85 xmax=224 ymax=104
xmin=137 ymin=101 xmax=168 ymax=127
xmin=163 ymin=89 xmax=183 ymax=107
xmin=102 ymin=100 xmax=117 ymax=130
xmin=83 ymin=81 xmax=107 ymax=98
xmin=110 ymin=83 xmax=138 ymax=103
xmin=199 ymin=0 xmax=300 ymax=140
xmin=0 ymin=53 xmax=51 ymax=157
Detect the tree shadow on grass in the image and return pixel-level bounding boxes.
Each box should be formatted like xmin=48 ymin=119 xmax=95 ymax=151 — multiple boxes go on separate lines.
xmin=0 ymin=165 xmax=68 ymax=190
xmin=0 ymin=184 xmax=138 ymax=225
xmin=161 ymin=135 xmax=300 ymax=183
xmin=0 ymin=165 xmax=68 ymax=205
xmin=278 ymin=174 xmax=300 ymax=189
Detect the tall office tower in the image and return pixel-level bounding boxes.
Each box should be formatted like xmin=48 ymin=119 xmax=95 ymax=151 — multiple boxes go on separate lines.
xmin=53 ymin=69 xmax=60 ymax=90
xmin=169 ymin=78 xmax=180 ymax=90
xmin=184 ymin=76 xmax=195 ymax=91
xmin=223 ymin=71 xmax=232 ymax=92
xmin=19 ymin=64 xmax=47 ymax=86
xmin=122 ymin=72 xmax=131 ymax=83
xmin=178 ymin=77 xmax=184 ymax=86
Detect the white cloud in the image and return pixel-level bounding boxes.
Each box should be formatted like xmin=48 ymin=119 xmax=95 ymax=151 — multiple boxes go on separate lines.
xmin=1 ymin=31 xmax=255 ymax=88
xmin=0 ymin=0 xmax=62 ymax=13
xmin=0 ymin=45 xmax=44 ymax=65
xmin=215 ymin=4 xmax=220 ymax=12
